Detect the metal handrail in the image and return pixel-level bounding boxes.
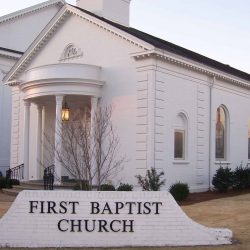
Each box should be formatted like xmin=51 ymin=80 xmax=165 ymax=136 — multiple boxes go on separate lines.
xmin=43 ymin=165 xmax=55 ymax=190
xmin=6 ymin=163 xmax=24 ymax=181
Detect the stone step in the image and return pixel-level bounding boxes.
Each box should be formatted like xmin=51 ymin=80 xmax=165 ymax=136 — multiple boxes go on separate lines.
xmin=2 ymin=181 xmax=76 ymax=196
xmin=12 ymin=185 xmax=42 ymax=190
xmin=20 ymin=181 xmax=75 ymax=190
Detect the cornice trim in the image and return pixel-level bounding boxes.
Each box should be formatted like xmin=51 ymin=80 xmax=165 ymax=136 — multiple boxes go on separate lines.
xmin=0 ymin=50 xmax=22 ymax=60
xmin=133 ymin=51 xmax=250 ymax=89
xmin=5 ymin=80 xmax=22 ymax=86
xmin=66 ymin=6 xmax=152 ymax=51
xmin=4 ymin=5 xmax=70 ymax=84
xmin=20 ymin=79 xmax=105 ymax=90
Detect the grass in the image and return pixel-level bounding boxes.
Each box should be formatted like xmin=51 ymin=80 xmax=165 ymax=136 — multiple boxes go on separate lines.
xmin=0 ymin=192 xmax=250 ymax=249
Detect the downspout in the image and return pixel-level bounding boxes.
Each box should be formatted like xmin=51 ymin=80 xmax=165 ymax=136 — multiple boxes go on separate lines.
xmin=208 ymin=76 xmax=215 ymax=190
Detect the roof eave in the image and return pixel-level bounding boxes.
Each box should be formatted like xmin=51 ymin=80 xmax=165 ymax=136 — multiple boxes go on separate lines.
xmin=0 ymin=49 xmax=23 ymax=60
xmin=3 ymin=5 xmax=69 ymax=84
xmin=132 ymin=50 xmax=250 ymax=89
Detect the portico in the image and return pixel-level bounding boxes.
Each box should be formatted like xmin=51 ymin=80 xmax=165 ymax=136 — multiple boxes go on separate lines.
xmin=20 ymin=63 xmax=104 ymax=182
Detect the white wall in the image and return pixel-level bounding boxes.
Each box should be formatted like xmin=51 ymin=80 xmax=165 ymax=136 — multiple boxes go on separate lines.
xmin=134 ymin=57 xmax=250 ymax=192
xmin=0 ymin=190 xmax=232 ymax=248
xmin=10 ymin=10 xmax=250 ymax=191
xmin=210 ymin=79 xmax=250 ymax=178
xmin=15 ymin=13 xmax=150 ymax=185
xmin=1 ymin=3 xmax=64 ymax=173
xmin=0 ymin=56 xmax=17 ymax=174
xmin=77 ymin=0 xmax=131 ymax=26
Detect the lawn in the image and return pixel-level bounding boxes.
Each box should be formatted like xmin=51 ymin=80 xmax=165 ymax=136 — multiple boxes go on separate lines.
xmin=0 ymin=191 xmax=250 ymax=250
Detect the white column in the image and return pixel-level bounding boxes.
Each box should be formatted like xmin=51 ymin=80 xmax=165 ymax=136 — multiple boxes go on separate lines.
xmin=23 ymin=100 xmax=31 ymax=181
xmin=91 ymin=97 xmax=98 ymax=132
xmin=36 ymin=105 xmax=43 ymax=180
xmin=54 ymin=95 xmax=64 ymax=184
xmin=90 ymin=96 xmax=98 ymax=186
xmin=41 ymin=106 xmax=45 ymax=177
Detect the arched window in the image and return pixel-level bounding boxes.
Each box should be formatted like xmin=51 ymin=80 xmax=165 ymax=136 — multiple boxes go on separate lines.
xmin=174 ymin=113 xmax=187 ymax=160
xmin=248 ymin=118 xmax=250 ymax=160
xmin=215 ymin=106 xmax=228 ymax=160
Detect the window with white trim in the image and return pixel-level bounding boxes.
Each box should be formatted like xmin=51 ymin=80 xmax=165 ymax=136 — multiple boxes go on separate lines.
xmin=215 ymin=106 xmax=228 ymax=160
xmin=174 ymin=130 xmax=185 ymax=159
xmin=174 ymin=113 xmax=187 ymax=160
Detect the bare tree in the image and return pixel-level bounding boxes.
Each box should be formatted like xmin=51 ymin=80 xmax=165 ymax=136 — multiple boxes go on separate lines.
xmin=43 ymin=103 xmax=125 ymax=190
xmin=93 ymin=105 xmax=125 ymax=189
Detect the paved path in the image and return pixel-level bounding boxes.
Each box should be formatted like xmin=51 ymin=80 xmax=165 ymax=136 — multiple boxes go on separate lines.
xmin=0 ymin=191 xmax=16 ymax=202
xmin=0 ymin=191 xmax=15 ymax=218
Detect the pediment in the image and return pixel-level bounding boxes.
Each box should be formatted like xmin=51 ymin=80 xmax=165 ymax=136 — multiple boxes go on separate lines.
xmin=3 ymin=4 xmax=153 ymax=84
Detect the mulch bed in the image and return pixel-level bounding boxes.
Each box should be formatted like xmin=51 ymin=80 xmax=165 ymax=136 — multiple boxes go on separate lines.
xmin=1 ymin=188 xmax=250 ymax=206
xmin=180 ymin=188 xmax=250 ymax=206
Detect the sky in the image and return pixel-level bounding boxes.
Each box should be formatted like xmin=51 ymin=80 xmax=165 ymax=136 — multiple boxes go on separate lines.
xmin=0 ymin=0 xmax=249 ymax=73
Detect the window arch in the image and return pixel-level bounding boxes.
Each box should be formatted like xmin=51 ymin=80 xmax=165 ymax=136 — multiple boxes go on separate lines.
xmin=174 ymin=113 xmax=188 ymax=160
xmin=215 ymin=105 xmax=228 ymax=160
xmin=248 ymin=118 xmax=250 ymax=160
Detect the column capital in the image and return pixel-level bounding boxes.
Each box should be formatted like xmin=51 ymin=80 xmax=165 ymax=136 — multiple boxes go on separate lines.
xmin=91 ymin=96 xmax=99 ymax=107
xmin=23 ymin=100 xmax=31 ymax=107
xmin=36 ymin=104 xmax=43 ymax=112
xmin=55 ymin=95 xmax=64 ymax=104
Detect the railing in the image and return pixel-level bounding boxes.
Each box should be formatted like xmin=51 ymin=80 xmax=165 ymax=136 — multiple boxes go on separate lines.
xmin=43 ymin=165 xmax=55 ymax=190
xmin=6 ymin=164 xmax=24 ymax=181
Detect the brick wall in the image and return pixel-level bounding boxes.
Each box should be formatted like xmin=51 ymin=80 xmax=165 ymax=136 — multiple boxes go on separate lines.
xmin=0 ymin=191 xmax=232 ymax=248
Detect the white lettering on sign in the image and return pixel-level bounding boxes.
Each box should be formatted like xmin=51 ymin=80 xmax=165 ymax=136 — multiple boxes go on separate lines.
xmin=0 ymin=191 xmax=232 ymax=248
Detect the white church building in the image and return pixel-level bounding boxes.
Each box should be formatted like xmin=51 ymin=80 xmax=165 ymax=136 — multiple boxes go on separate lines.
xmin=0 ymin=0 xmax=250 ymax=192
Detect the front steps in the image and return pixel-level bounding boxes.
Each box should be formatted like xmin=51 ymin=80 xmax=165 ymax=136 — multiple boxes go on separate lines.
xmin=2 ymin=180 xmax=75 ymax=196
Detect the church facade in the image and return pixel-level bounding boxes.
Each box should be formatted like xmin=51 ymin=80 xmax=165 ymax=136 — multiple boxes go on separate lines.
xmin=1 ymin=0 xmax=250 ymax=192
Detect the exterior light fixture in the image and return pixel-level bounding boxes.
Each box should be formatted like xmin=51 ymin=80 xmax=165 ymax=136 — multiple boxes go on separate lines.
xmin=62 ymin=100 xmax=70 ymax=121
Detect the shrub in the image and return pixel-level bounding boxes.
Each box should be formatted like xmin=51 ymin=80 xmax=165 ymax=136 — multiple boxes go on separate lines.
xmin=117 ymin=183 xmax=133 ymax=191
xmin=0 ymin=177 xmax=7 ymax=189
xmin=73 ymin=184 xmax=80 ymax=190
xmin=212 ymin=166 xmax=233 ymax=192
xmin=73 ymin=180 xmax=89 ymax=190
xmin=232 ymin=164 xmax=249 ymax=190
xmin=246 ymin=167 xmax=250 ymax=188
xmin=135 ymin=167 xmax=165 ymax=191
xmin=99 ymin=184 xmax=116 ymax=191
xmin=10 ymin=179 xmax=20 ymax=186
xmin=0 ymin=178 xmax=19 ymax=189
xmin=169 ymin=182 xmax=189 ymax=202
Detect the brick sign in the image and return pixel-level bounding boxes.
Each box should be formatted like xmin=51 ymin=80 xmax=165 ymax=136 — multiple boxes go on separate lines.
xmin=0 ymin=191 xmax=232 ymax=248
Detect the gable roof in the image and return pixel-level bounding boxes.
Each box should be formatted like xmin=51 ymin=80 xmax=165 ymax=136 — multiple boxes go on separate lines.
xmin=0 ymin=47 xmax=24 ymax=60
xmin=73 ymin=5 xmax=250 ymax=82
xmin=0 ymin=0 xmax=65 ymax=24
xmin=0 ymin=47 xmax=23 ymax=55
xmin=4 ymin=3 xmax=250 ymax=86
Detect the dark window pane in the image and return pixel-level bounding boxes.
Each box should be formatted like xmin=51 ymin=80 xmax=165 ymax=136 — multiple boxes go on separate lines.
xmin=174 ymin=131 xmax=184 ymax=159
xmin=248 ymin=119 xmax=250 ymax=160
xmin=248 ymin=138 xmax=250 ymax=160
xmin=216 ymin=107 xmax=225 ymax=159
